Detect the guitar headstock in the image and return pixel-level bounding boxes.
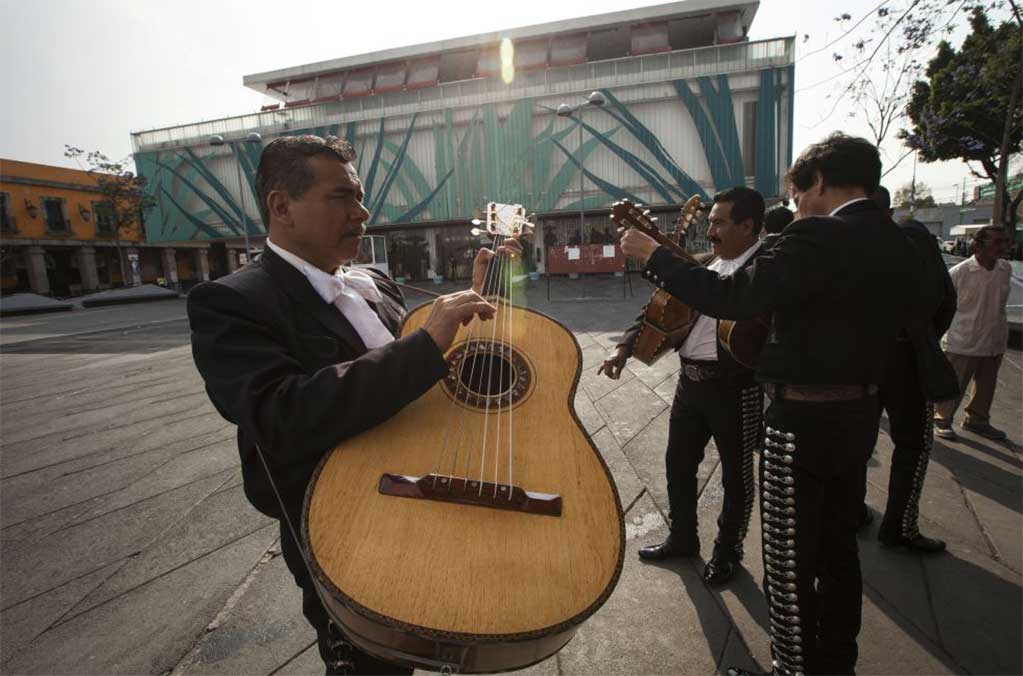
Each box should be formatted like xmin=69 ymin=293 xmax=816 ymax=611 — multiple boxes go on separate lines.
xmin=470 ymin=202 xmax=534 ymax=240
xmin=610 ymin=200 xmax=660 ymax=239
xmin=673 ymin=195 xmax=703 ymax=241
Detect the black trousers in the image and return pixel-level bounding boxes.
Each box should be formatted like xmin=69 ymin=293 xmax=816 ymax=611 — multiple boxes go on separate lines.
xmin=666 ymin=367 xmax=761 ymax=558
xmin=279 ymin=520 xmax=413 ymax=676
xmin=867 ymin=341 xmax=935 ymax=539
xmin=761 ymin=394 xmax=878 ymax=676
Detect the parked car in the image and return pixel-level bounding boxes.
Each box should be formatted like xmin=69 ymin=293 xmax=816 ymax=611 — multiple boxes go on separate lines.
xmin=940 ymin=240 xmax=956 ymax=253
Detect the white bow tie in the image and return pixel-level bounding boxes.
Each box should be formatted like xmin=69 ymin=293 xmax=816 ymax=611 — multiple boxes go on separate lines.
xmin=323 ymin=268 xmax=383 ymax=304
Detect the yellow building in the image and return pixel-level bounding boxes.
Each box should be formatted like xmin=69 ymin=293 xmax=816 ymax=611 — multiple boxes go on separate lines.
xmin=0 ymin=159 xmax=211 ymax=296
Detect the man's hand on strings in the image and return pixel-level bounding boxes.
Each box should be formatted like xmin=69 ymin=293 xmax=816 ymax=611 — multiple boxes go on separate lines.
xmin=423 ymin=290 xmax=497 ymax=353
xmin=472 ymin=237 xmax=523 ymax=294
xmin=597 ymin=345 xmax=630 ymax=380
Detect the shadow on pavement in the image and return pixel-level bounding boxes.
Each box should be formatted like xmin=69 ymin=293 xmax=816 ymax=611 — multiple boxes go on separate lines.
xmin=1 ymin=319 xmax=192 ymax=356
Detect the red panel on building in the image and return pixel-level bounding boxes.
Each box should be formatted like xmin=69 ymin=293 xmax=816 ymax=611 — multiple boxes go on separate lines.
xmin=546 ymin=244 xmax=625 ymax=274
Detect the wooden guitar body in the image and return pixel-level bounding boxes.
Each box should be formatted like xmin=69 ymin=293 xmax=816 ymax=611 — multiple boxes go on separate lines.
xmin=303 ymin=301 xmax=624 ymax=673
xmin=717 ymin=317 xmax=770 ymax=370
xmin=632 ymin=289 xmax=699 ymax=365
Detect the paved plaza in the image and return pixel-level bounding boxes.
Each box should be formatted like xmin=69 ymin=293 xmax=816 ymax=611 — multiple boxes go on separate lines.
xmin=0 ymin=277 xmax=1020 ymax=675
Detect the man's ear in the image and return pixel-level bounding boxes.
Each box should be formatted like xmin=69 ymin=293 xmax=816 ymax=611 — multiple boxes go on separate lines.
xmin=812 ymin=171 xmax=826 ymax=196
xmin=267 ymin=190 xmax=291 ymax=227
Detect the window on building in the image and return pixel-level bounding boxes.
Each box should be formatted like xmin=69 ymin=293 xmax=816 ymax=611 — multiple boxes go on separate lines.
xmin=314 ymin=72 xmax=345 ymax=100
xmin=476 ymin=46 xmax=500 ymax=77
xmin=374 ymin=62 xmax=407 ymax=92
xmin=43 ymin=198 xmax=69 ymax=234
xmin=0 ymin=192 xmax=14 ymax=234
xmin=550 ymin=33 xmax=587 ymax=67
xmin=631 ymin=22 xmax=671 ymax=55
xmin=514 ymin=39 xmax=549 ymax=71
xmin=743 ymin=101 xmax=758 ymax=177
xmin=406 ymin=57 xmax=440 ymax=89
xmin=93 ymin=201 xmax=116 ymax=236
xmin=438 ymin=50 xmax=479 ymax=83
xmin=587 ymin=27 xmax=630 ymax=61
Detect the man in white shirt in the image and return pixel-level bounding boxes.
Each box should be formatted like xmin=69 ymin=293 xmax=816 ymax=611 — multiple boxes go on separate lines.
xmin=600 ymin=186 xmax=765 ymax=587
xmin=934 ymin=226 xmax=1012 ymax=440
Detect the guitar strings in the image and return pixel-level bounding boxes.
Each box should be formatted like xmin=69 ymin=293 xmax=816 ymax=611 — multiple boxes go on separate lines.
xmin=450 ymin=233 xmax=508 ymax=490
xmin=431 ymin=232 xmax=506 ymax=489
xmin=475 ymin=233 xmax=512 ymax=495
xmin=504 ymin=245 xmax=515 ymax=500
xmin=489 ymin=240 xmax=516 ymax=498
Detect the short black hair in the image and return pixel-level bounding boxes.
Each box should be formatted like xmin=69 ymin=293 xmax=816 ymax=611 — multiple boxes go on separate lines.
xmin=255 ymin=135 xmax=357 ymax=227
xmin=872 ymin=185 xmax=891 ymax=211
xmin=712 ymin=186 xmax=765 ymax=235
xmin=786 ymin=132 xmax=881 ymax=196
xmin=763 ymin=205 xmax=794 ymax=235
xmin=974 ymin=225 xmax=1008 ymax=247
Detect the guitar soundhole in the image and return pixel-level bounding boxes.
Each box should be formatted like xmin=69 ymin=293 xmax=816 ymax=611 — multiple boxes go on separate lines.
xmin=443 ymin=340 xmax=532 ymax=410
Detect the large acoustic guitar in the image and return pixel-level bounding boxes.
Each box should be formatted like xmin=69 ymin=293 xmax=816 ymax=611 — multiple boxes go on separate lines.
xmin=304 ymin=203 xmax=624 ymax=673
xmin=610 ymin=197 xmax=704 ymax=365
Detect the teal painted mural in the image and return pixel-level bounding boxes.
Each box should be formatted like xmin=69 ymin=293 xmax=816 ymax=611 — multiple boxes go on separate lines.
xmin=136 ymin=67 xmax=790 ymax=243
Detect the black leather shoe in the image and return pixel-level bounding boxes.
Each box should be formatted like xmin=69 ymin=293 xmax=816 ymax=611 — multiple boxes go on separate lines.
xmin=879 ymin=531 xmax=946 ymax=553
xmin=638 ymin=538 xmax=698 ymax=561
xmin=726 ymin=667 xmax=765 ymax=676
xmin=703 ymin=555 xmax=738 ymax=586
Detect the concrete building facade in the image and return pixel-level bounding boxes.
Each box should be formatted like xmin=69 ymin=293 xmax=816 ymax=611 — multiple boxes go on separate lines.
xmin=131 ymin=0 xmax=794 ymax=280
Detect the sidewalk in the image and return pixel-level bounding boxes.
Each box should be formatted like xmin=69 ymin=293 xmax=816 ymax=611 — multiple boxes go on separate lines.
xmin=0 ymin=282 xmax=1019 ymax=675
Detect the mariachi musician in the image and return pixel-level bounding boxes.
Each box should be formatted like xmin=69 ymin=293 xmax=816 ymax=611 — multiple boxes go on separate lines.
xmin=620 ymin=133 xmax=922 ymax=676
xmin=600 ymin=186 xmax=767 ymax=587
xmin=188 ymin=135 xmax=512 ymax=675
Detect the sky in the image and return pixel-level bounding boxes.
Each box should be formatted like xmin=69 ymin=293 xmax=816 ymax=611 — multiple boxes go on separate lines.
xmin=0 ymin=0 xmax=1012 ymax=204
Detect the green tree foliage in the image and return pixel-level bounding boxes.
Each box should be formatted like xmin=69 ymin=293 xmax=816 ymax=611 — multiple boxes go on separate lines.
xmin=902 ymin=8 xmax=1022 ymax=226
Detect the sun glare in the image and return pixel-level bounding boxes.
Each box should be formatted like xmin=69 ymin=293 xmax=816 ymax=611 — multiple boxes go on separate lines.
xmin=500 ymin=37 xmax=515 ymax=85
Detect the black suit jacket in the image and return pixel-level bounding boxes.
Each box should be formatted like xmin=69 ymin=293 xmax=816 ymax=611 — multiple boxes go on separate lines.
xmin=897 ymin=220 xmax=959 ymax=401
xmin=187 ymin=247 xmax=448 ymax=524
xmin=642 ymin=200 xmax=921 ymax=386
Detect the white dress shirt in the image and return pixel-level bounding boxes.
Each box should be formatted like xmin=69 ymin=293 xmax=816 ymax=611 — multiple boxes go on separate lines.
xmin=265 ymin=239 xmax=395 ymax=350
xmin=941 ymin=256 xmax=1011 ymax=357
xmin=678 ymin=240 xmax=762 ymax=361
xmin=829 ymin=197 xmax=873 ymax=216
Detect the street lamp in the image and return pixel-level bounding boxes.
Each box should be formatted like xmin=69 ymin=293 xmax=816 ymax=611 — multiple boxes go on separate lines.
xmin=209 ymin=132 xmax=263 ymax=262
xmin=557 ymin=91 xmax=605 ymax=244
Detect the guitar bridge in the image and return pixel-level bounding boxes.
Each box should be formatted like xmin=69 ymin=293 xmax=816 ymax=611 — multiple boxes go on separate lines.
xmin=378 ymin=473 xmax=562 ymax=517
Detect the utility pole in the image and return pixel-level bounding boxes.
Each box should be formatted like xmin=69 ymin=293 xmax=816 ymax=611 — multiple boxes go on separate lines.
xmin=960 ymin=176 xmax=967 ymax=225
xmin=909 ymin=150 xmax=918 ymax=215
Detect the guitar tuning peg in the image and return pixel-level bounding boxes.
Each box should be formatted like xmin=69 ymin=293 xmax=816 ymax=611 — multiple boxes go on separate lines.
xmin=641 ymin=209 xmax=651 ymax=216
xmin=470 ymin=228 xmax=483 ymax=236
xmin=649 ymin=217 xmax=658 ymax=223
xmin=471 ymin=219 xmax=482 ymax=226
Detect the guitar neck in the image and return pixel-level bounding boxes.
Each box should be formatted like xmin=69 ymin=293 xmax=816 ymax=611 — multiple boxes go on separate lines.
xmin=640 ymin=226 xmax=700 ymax=264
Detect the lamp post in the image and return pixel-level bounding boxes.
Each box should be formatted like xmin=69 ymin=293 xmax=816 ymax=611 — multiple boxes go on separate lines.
xmin=209 ymin=132 xmax=263 ymax=262
xmin=556 ymin=91 xmax=605 ymax=244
